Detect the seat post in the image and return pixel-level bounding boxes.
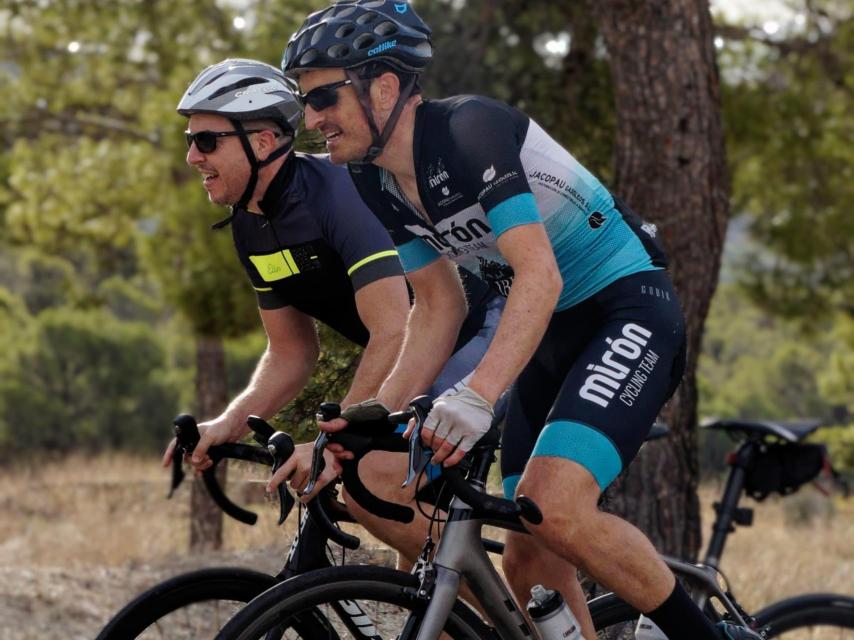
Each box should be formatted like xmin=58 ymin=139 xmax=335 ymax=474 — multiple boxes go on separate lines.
xmin=703 ymin=440 xmax=758 ymax=568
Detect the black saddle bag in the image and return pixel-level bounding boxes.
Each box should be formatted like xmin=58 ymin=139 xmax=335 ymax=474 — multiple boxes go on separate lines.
xmin=744 ymin=442 xmax=827 ymax=501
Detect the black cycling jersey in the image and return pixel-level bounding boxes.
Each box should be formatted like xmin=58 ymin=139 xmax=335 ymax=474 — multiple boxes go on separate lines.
xmin=231 ymin=152 xmax=496 ymax=347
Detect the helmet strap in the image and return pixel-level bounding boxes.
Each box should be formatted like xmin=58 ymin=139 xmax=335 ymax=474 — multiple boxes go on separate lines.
xmin=230 ymin=119 xmax=294 ymax=213
xmin=346 ymin=68 xmax=417 ymax=165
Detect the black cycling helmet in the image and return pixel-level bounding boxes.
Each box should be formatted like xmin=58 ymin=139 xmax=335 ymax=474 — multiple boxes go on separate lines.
xmin=281 ymin=0 xmax=432 ymax=77
xmin=178 ymin=59 xmax=302 ymax=218
xmin=282 ymin=1 xmax=431 ymax=164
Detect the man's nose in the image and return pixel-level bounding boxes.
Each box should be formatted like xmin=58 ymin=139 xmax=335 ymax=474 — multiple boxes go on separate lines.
xmin=186 ymin=142 xmax=204 ymax=165
xmin=303 ymin=105 xmax=322 ymax=130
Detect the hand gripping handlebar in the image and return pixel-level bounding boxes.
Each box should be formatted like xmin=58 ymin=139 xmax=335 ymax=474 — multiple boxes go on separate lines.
xmin=306 ymin=403 xmax=415 ymax=523
xmin=169 ymin=414 xmax=290 ymax=526
xmin=394 ymin=396 xmax=544 ymax=527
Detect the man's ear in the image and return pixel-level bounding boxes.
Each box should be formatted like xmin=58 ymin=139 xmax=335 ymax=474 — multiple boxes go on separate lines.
xmin=370 ymin=72 xmax=401 ymax=112
xmin=254 ymin=129 xmax=282 ymax=162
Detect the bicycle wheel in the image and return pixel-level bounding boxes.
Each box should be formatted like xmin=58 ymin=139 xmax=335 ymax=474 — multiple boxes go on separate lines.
xmin=589 ymin=591 xmax=854 ymax=639
xmin=96 ymin=567 xmax=276 ymax=639
xmin=214 ymin=565 xmax=494 ymax=640
xmin=588 ymin=593 xmax=641 ymax=639
xmin=755 ymin=593 xmax=854 ymax=638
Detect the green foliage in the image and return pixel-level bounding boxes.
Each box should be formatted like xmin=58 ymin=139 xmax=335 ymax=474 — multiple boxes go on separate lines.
xmin=720 ymin=8 xmax=854 ymax=319
xmin=700 ymin=284 xmax=842 ymax=421
xmin=819 ymin=425 xmax=854 ymax=476
xmin=274 ymin=324 xmax=361 ymax=443
xmin=0 ymin=307 xmax=179 ymax=455
xmin=698 ymin=284 xmax=853 ymax=475
xmin=417 ymin=1 xmax=615 ymax=180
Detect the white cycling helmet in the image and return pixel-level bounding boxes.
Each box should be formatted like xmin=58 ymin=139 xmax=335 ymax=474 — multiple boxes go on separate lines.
xmin=178 ymin=59 xmax=303 ymax=216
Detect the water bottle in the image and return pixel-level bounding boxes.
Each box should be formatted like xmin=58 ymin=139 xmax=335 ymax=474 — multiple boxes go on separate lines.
xmin=635 ymin=614 xmax=669 ymax=639
xmin=526 ymin=584 xmax=584 ymax=640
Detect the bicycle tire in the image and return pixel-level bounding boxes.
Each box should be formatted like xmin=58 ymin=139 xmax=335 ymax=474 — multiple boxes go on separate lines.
xmin=96 ymin=567 xmax=276 ymax=639
xmin=214 ymin=565 xmax=494 ymax=640
xmin=589 ymin=591 xmax=854 ymax=638
xmin=755 ymin=593 xmax=854 ymax=637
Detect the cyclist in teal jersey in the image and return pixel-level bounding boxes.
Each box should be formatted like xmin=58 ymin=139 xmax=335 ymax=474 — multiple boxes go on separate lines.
xmin=165 ymin=58 xmax=505 ymax=571
xmin=283 ymin=3 xmax=760 ymax=639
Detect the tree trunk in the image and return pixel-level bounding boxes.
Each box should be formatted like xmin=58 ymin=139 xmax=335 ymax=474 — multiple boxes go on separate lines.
xmin=190 ymin=335 xmax=229 ymax=551
xmin=591 ymin=0 xmax=730 ymax=559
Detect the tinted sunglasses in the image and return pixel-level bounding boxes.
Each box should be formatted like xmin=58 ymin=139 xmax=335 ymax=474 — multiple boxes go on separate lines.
xmin=185 ymin=129 xmax=264 ymax=154
xmin=297 ymin=79 xmax=353 ymax=112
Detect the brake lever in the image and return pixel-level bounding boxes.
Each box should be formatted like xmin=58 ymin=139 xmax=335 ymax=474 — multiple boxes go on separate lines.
xmin=247 ymin=415 xmax=297 ymax=525
xmin=392 ymin=396 xmax=434 ymax=488
xmin=304 ymin=403 xmax=340 ymax=497
xmin=168 ymin=414 xmax=201 ymax=498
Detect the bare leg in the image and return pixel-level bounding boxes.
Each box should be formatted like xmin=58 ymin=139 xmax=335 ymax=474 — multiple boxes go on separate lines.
xmin=346 ymin=451 xmax=485 ymax=614
xmin=342 ymin=450 xmax=433 ymax=569
xmin=503 ymin=531 xmax=596 ymax=638
xmin=517 ymin=456 xmax=676 ymax=614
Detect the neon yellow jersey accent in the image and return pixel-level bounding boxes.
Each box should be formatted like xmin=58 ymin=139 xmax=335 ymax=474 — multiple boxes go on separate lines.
xmin=249 ymin=251 xmax=301 ymax=282
xmin=254 ymin=286 xmax=273 ymax=292
xmin=346 ymin=250 xmax=399 ymax=277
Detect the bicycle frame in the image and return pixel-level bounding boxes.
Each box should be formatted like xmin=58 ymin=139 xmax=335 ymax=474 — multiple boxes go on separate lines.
xmin=405 ymin=435 xmax=763 ymax=640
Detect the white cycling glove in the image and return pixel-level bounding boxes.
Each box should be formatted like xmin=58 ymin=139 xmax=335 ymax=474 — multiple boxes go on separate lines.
xmin=423 ymin=386 xmax=494 ymax=453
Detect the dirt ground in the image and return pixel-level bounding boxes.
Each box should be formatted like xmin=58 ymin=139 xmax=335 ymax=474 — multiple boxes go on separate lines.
xmin=1 ymin=454 xmax=851 ymax=639
xmin=0 ymin=545 xmax=394 ymax=640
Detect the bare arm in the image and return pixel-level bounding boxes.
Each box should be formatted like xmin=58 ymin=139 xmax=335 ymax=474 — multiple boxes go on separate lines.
xmin=340 ymin=275 xmax=410 ymax=406
xmin=467 ymin=223 xmax=562 ymax=404
xmin=164 ymin=306 xmax=319 ymax=468
xmin=217 ymin=306 xmax=320 ymax=428
xmin=427 ymin=223 xmax=562 ymax=467
xmin=377 ymin=258 xmax=468 ymax=411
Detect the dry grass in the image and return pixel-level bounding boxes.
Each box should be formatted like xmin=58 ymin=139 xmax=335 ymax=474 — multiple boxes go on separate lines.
xmin=699 ymin=481 xmax=854 ymax=611
xmin=0 ymin=454 xmax=851 ymax=639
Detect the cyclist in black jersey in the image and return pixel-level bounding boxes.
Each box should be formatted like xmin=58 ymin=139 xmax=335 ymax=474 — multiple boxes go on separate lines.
xmin=165 ymin=58 xmax=504 ymax=569
xmin=283 ymin=3 xmax=760 ymax=639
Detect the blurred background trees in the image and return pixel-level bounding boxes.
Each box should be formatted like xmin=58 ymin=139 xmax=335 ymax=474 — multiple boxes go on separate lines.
xmin=1 ymin=0 xmax=851 ymax=552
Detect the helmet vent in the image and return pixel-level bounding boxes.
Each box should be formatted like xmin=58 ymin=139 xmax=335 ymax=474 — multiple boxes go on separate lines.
xmin=327 ymin=43 xmax=351 ymax=59
xmin=414 ymin=42 xmax=432 ymax=57
xmin=356 ymin=11 xmax=378 ymax=25
xmin=299 ymin=49 xmax=319 ymax=66
xmin=373 ymin=21 xmax=398 ymax=36
xmin=353 ymin=33 xmax=376 ymax=50
xmin=336 ymin=24 xmax=356 ymax=38
xmin=334 ymin=6 xmax=357 ymax=18
xmin=209 ymin=77 xmax=261 ymax=100
xmin=310 ymin=25 xmax=327 ymax=46
xmin=363 ymin=0 xmax=386 ymax=8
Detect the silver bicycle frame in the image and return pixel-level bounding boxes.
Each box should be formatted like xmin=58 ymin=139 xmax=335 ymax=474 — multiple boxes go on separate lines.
xmin=411 ymin=500 xmax=750 ymax=640
xmin=414 ymin=495 xmax=533 ymax=640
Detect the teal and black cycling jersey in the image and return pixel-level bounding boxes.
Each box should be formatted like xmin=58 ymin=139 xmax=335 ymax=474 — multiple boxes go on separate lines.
xmin=231 ymin=151 xmax=497 ymax=347
xmin=349 ymin=95 xmax=668 ymax=310
xmin=349 ymin=95 xmax=684 ymax=495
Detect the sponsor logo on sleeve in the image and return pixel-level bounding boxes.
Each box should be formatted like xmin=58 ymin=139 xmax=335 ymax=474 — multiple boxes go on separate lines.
xmin=641 ymin=222 xmax=658 ymax=238
xmin=482 ymin=165 xmax=496 ymax=182
xmin=588 ymin=212 xmax=606 ymax=229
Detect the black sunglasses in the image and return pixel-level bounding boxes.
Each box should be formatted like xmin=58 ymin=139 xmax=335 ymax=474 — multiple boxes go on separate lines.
xmin=185 ymin=129 xmax=264 ymax=154
xmin=297 ymin=79 xmax=353 ymax=112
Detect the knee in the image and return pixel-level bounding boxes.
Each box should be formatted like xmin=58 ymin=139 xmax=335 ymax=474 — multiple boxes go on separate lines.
xmin=517 ymin=460 xmax=601 ymax=558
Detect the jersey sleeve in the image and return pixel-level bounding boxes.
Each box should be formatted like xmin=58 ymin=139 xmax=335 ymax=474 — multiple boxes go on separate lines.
xmin=320 ymin=170 xmax=405 ymax=291
xmin=347 ymin=164 xmax=441 ymax=274
xmin=447 ymin=99 xmax=542 ymax=238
